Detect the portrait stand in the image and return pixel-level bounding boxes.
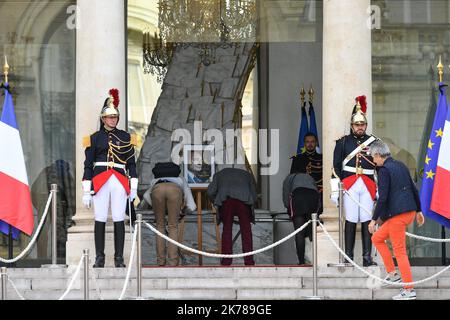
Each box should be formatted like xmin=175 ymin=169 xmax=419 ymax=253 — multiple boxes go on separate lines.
xmin=178 ymin=187 xmax=221 ymax=266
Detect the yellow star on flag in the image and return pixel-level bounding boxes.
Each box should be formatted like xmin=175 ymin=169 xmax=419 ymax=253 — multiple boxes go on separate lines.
xmin=428 ymin=139 xmax=435 ymax=150
xmin=426 ymin=169 xmax=435 ymax=180
xmin=436 ymin=128 xmax=444 ymax=138
xmin=425 ymin=155 xmax=432 ymax=165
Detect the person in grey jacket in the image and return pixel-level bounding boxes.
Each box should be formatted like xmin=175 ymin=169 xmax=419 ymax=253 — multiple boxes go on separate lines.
xmin=282 ymin=173 xmax=320 ymax=265
xmin=207 ymin=168 xmax=257 ymax=265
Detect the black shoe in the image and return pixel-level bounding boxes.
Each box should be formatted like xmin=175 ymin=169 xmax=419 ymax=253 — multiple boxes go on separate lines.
xmin=114 ymin=256 xmax=126 ymax=268
xmin=93 ymin=255 xmax=105 ymax=268
xmin=363 ymin=258 xmax=378 ymax=267
xmin=114 ymin=221 xmax=126 ymax=268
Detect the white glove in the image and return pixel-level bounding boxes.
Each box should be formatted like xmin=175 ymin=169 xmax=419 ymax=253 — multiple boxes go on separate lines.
xmin=82 ymin=193 xmax=93 ymax=209
xmin=330 ymin=178 xmax=341 ymax=206
xmin=82 ymin=180 xmax=92 ymax=209
xmin=330 ymin=192 xmax=339 ymax=206
xmin=129 ymin=188 xmax=137 ymax=201
xmin=129 ymin=178 xmax=138 ymax=201
xmin=330 ymin=178 xmax=340 ymax=194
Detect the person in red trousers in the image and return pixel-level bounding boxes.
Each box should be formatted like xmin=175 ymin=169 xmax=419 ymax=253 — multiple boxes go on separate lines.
xmin=207 ymin=168 xmax=257 ymax=266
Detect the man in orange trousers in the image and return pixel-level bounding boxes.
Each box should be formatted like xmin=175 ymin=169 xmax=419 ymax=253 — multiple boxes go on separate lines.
xmin=368 ymin=140 xmax=425 ymax=300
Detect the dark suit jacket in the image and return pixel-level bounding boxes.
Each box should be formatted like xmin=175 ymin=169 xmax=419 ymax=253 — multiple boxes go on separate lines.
xmin=373 ymin=157 xmax=421 ymax=221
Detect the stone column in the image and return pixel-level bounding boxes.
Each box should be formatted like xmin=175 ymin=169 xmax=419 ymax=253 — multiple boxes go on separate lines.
xmin=66 ymin=0 xmax=128 ymax=266
xmin=320 ymin=0 xmax=373 ymax=265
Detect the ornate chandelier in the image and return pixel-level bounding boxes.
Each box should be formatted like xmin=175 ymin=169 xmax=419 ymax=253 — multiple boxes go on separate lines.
xmin=143 ymin=29 xmax=174 ymax=82
xmin=143 ymin=0 xmax=257 ymax=82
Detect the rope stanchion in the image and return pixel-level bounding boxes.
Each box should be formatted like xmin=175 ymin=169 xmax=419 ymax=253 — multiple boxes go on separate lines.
xmin=319 ymin=221 xmax=450 ymax=287
xmin=344 ymin=190 xmax=450 ymax=243
xmin=1 ymin=267 xmax=7 ymax=300
xmin=135 ymin=213 xmax=146 ymax=300
xmin=303 ymin=213 xmax=326 ymax=300
xmin=58 ymin=255 xmax=84 ymax=300
xmin=143 ymin=220 xmax=312 ymax=259
xmin=119 ymin=226 xmax=138 ymax=300
xmin=51 ymin=184 xmax=58 ymax=265
xmin=83 ymin=249 xmax=89 ymax=300
xmin=0 ymin=193 xmax=52 ymax=264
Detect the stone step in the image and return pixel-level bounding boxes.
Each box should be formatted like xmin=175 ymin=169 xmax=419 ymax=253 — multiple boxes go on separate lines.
xmin=3 ymin=289 xmax=238 ymax=300
xmin=237 ymin=288 xmax=450 ymax=300
xmin=7 ymin=275 xmax=448 ymax=291
xmin=7 ymin=266 xmax=450 ymax=279
xmin=4 ymin=287 xmax=450 ymax=300
xmin=5 ymin=266 xmax=450 ymax=302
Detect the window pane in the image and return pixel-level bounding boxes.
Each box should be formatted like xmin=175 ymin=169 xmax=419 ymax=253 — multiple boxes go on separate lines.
xmin=372 ymin=0 xmax=450 ymax=264
xmin=0 ymin=0 xmax=76 ymax=266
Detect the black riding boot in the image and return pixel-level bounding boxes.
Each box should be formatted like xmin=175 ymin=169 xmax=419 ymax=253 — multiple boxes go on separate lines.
xmin=114 ymin=221 xmax=126 ymax=268
xmin=93 ymin=221 xmax=106 ymax=268
xmin=344 ymin=221 xmax=357 ymax=263
xmin=362 ymin=221 xmax=377 ymax=267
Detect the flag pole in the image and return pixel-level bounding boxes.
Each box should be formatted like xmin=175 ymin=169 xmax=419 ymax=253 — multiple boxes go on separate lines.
xmin=309 ymin=84 xmax=315 ymax=103
xmin=438 ymin=55 xmax=443 ymax=83
xmin=7 ymin=226 xmax=14 ymax=268
xmin=3 ymin=56 xmax=15 ymax=267
xmin=300 ymin=86 xmax=306 ymax=105
xmin=3 ymin=56 xmax=9 ymax=84
xmin=438 ymin=56 xmax=447 ymax=265
xmin=442 ymin=226 xmax=446 ymax=266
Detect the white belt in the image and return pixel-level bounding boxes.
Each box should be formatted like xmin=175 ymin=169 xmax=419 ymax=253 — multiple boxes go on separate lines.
xmin=94 ymin=162 xmax=126 ymax=169
xmin=343 ymin=166 xmax=374 ymax=175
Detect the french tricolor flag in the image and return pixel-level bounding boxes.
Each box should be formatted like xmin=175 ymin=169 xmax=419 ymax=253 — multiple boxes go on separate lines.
xmin=431 ymin=103 xmax=450 ymax=218
xmin=0 ymin=83 xmax=34 ymax=239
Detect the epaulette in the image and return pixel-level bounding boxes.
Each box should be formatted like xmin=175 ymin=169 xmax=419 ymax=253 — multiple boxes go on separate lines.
xmin=82 ymin=136 xmax=91 ymax=148
xmin=290 ymin=152 xmax=303 ymax=159
xmin=130 ymin=134 xmax=138 ymax=146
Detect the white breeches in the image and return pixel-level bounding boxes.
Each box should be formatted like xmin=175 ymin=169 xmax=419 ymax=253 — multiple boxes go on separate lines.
xmin=343 ymin=177 xmax=374 ymax=223
xmin=93 ymin=174 xmax=127 ymax=222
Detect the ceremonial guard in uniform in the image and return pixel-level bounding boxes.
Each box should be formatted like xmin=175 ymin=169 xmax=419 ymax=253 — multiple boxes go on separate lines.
xmin=332 ymin=96 xmax=377 ymax=267
xmin=82 ymin=89 xmax=138 ymax=268
xmin=290 ymin=132 xmax=323 ymax=212
xmin=288 ymin=132 xmax=323 ymax=265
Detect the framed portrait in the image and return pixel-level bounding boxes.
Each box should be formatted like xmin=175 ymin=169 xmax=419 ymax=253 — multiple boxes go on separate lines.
xmin=183 ymin=145 xmax=215 ymax=188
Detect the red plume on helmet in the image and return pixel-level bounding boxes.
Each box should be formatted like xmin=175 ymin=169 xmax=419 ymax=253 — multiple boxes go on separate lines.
xmin=109 ymin=88 xmax=120 ymax=108
xmin=355 ymin=95 xmax=367 ymax=113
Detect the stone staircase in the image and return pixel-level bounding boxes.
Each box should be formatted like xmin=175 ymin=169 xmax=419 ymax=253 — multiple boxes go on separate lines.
xmin=3 ymin=266 xmax=450 ymax=300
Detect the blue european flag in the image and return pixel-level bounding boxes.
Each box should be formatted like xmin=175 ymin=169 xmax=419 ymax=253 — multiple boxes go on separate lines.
xmin=296 ymin=103 xmax=309 ymax=155
xmin=419 ymin=83 xmax=450 ymax=228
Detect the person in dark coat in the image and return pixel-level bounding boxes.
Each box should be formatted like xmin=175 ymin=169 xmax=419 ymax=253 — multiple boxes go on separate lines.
xmin=282 ymin=173 xmax=320 ymax=266
xmin=207 ymin=168 xmax=257 ymax=266
xmin=368 ymin=139 xmax=424 ymax=300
